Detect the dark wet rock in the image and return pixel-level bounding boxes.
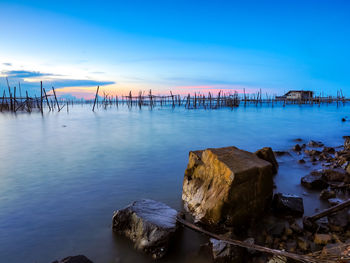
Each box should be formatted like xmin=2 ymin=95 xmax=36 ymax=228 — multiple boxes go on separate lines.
xmin=342 ymin=118 xmax=347 ymax=122
xmin=294 ymin=138 xmax=303 ymax=142
xmin=210 ymin=238 xmax=245 ymax=263
xmin=328 ymin=198 xmax=343 ymax=206
xmin=320 ymin=189 xmax=336 ymax=200
xmin=182 ymin=146 xmax=273 ymax=226
xmin=304 ymin=149 xmax=322 ymax=156
xmin=323 ymin=169 xmax=348 ymax=182
xmin=323 ymin=147 xmax=335 ymax=154
xmin=272 ymin=193 xmax=304 ymax=217
xmin=52 ymin=255 xmax=93 ymax=263
xmin=112 ymin=199 xmax=178 ymax=259
xmin=274 ymin=151 xmax=291 ymax=157
xmin=328 ymin=210 xmax=349 ymax=232
xmin=267 ymin=222 xmax=286 ymax=237
xmin=255 ymin=147 xmax=279 ymax=174
xmin=293 ymin=144 xmax=302 ymax=152
xmin=301 ymin=171 xmax=328 ymax=190
xmin=298 ymin=159 xmax=306 ymax=164
xmin=308 ymin=140 xmax=324 ymax=147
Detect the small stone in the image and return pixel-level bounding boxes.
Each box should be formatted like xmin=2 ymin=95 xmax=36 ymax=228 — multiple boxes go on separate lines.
xmin=308 ymin=140 xmax=324 ymax=147
xmin=298 ymin=159 xmax=306 ymax=164
xmin=290 ymin=222 xmax=303 ymax=234
xmin=314 ymin=234 xmax=332 ymax=245
xmin=323 ymin=147 xmax=335 ymax=154
xmin=297 ymin=237 xmax=309 ymax=251
xmin=342 ymin=118 xmax=347 ymax=122
xmin=268 ymin=255 xmax=287 ymax=263
xmin=320 ymin=189 xmax=336 ymax=200
xmin=267 ymin=222 xmax=286 ymax=237
xmin=210 ymin=238 xmax=245 ymax=262
xmin=293 ymin=144 xmax=302 ymax=152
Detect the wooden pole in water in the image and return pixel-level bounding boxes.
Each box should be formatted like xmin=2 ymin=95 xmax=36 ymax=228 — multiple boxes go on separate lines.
xmin=43 ymin=88 xmax=51 ymax=111
xmin=92 ymin=86 xmax=99 ymax=111
xmin=52 ymin=87 xmax=61 ymax=112
xmin=40 ymin=81 xmax=43 ymax=113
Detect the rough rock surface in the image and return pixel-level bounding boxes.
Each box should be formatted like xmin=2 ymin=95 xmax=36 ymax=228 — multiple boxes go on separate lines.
xmin=255 ymin=147 xmax=279 ymax=174
xmin=52 ymin=255 xmax=93 ymax=263
xmin=182 ymin=146 xmax=274 ymax=226
xmin=272 ymin=193 xmax=304 ymax=217
xmin=210 ymin=238 xmax=244 ymax=263
xmin=112 ymin=199 xmax=178 ymax=259
xmin=301 ymin=172 xmax=328 ymax=189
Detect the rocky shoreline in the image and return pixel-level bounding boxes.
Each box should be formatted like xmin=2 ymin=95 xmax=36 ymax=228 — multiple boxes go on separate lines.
xmin=52 ymin=136 xmax=350 ymax=263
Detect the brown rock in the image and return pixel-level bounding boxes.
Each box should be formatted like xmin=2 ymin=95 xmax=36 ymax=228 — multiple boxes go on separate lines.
xmin=255 ymin=147 xmax=279 ymax=174
xmin=297 ymin=237 xmax=309 ymax=251
xmin=314 ymin=234 xmax=332 ymax=245
xmin=182 ymin=146 xmax=273 ymax=226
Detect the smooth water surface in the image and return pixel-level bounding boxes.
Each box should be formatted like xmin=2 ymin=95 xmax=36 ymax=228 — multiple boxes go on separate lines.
xmin=0 ymin=104 xmax=349 ymax=263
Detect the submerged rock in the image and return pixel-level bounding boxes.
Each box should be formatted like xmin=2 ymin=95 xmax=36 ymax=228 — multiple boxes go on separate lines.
xmin=272 ymin=193 xmax=304 ymax=217
xmin=52 ymin=255 xmax=93 ymax=263
xmin=308 ymin=140 xmax=324 ymax=147
xmin=255 ymin=147 xmax=278 ymax=174
xmin=112 ymin=199 xmax=178 ymax=259
xmin=182 ymin=146 xmax=274 ymax=226
xmin=301 ymin=171 xmax=328 ymax=190
xmin=293 ymin=144 xmax=302 ymax=152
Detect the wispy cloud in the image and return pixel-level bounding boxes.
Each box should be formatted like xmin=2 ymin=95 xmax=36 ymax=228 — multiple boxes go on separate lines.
xmin=2 ymin=63 xmax=12 ymax=66
xmin=2 ymin=70 xmax=53 ymax=78
xmin=1 ymin=69 xmax=115 ymax=97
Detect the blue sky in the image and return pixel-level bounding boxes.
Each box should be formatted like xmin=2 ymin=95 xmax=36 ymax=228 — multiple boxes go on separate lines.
xmin=0 ymin=0 xmax=349 ymax=98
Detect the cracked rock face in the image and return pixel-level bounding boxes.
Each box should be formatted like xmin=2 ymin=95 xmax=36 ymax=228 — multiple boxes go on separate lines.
xmin=112 ymin=199 xmax=178 ymax=259
xmin=182 ymin=146 xmax=274 ymax=226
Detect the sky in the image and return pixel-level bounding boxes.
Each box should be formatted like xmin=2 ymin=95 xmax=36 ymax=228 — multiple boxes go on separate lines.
xmin=0 ymin=0 xmax=349 ymax=99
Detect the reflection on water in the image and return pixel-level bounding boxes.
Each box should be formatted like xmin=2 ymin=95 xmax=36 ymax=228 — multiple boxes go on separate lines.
xmin=0 ymin=104 xmax=349 ymax=263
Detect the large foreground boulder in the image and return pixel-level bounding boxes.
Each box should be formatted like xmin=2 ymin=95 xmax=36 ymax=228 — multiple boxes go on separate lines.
xmin=112 ymin=199 xmax=178 ymax=259
xmin=52 ymin=255 xmax=93 ymax=263
xmin=182 ymin=146 xmax=274 ymax=226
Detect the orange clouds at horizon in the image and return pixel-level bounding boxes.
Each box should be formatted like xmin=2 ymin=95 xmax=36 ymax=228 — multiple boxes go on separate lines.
xmin=51 ymin=84 xmax=262 ymax=100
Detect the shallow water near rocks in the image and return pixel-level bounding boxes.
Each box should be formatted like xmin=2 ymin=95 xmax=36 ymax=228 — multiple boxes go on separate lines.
xmin=0 ymin=103 xmax=349 ymax=263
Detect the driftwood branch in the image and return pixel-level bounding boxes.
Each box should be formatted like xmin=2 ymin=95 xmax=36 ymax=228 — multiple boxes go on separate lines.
xmin=176 ymin=216 xmax=333 ymax=263
xmin=307 ymin=199 xmax=350 ymax=222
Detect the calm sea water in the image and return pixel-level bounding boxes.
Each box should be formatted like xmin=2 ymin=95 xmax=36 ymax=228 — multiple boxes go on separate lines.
xmin=0 ymin=103 xmax=349 ymax=263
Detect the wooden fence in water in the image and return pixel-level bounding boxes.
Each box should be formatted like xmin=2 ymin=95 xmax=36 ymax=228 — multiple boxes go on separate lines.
xmin=0 ymin=81 xmax=348 ymax=113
